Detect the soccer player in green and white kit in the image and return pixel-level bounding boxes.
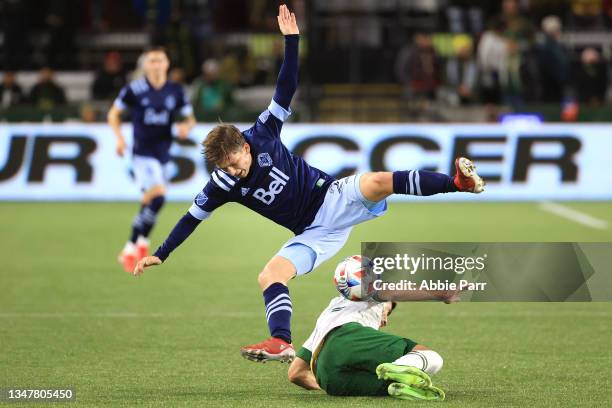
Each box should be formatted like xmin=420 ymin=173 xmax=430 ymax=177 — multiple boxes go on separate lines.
xmin=287 ymin=290 xmax=457 ymax=400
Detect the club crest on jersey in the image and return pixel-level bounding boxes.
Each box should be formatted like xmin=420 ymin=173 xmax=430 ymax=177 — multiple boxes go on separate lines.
xmin=141 ymin=97 xmax=150 ymax=106
xmin=165 ymin=95 xmax=176 ymax=110
xmin=257 ymin=153 xmax=273 ymax=167
xmin=253 ymin=167 xmax=289 ymax=205
xmin=241 ymin=187 xmax=250 ymax=196
xmin=195 ymin=192 xmax=208 ymax=206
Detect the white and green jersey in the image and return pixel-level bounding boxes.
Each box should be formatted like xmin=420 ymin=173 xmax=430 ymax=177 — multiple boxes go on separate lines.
xmin=301 ymin=296 xmax=385 ymax=355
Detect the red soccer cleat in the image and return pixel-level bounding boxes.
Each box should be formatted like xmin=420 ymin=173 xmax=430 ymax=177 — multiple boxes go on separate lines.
xmin=118 ymin=245 xmax=138 ymax=273
xmin=136 ymin=237 xmax=150 ymax=260
xmin=240 ymin=337 xmax=295 ymax=363
xmin=453 ymin=157 xmax=484 ymax=193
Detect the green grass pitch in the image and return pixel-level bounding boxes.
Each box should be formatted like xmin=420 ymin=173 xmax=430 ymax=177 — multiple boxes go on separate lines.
xmin=1 ymin=201 xmax=612 ymax=407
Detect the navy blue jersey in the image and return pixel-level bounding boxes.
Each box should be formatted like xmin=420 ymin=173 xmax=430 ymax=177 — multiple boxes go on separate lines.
xmin=188 ymin=100 xmax=334 ymax=235
xmin=114 ymin=78 xmax=193 ymax=163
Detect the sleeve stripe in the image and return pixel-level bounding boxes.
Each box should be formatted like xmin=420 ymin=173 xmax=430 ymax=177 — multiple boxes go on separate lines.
xmin=113 ymin=98 xmax=126 ymax=110
xmin=180 ymin=104 xmax=193 ymax=116
xmin=268 ymin=99 xmax=292 ymax=122
xmin=215 ymin=169 xmax=236 ymax=186
xmin=211 ymin=172 xmax=231 ymax=191
xmin=188 ymin=203 xmax=211 ymax=220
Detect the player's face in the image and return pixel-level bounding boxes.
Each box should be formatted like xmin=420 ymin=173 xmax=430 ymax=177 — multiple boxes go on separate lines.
xmin=218 ymin=143 xmax=252 ymax=179
xmin=144 ymin=51 xmax=169 ymax=78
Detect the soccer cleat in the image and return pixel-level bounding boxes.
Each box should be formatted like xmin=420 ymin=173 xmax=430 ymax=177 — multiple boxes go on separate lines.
xmin=376 ymin=363 xmax=432 ymax=388
xmin=453 ymin=157 xmax=484 ymax=193
xmin=240 ymin=337 xmax=295 ymax=363
xmin=387 ymin=382 xmax=446 ymax=401
xmin=118 ymin=249 xmax=138 ymax=273
xmin=136 ymin=237 xmax=150 ymax=260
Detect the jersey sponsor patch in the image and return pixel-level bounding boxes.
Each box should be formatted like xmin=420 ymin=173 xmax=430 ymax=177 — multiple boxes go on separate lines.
xmin=257 ymin=152 xmax=273 ymax=167
xmin=253 ymin=166 xmax=289 ymax=205
xmin=144 ymin=108 xmax=169 ymax=125
xmin=195 ymin=191 xmax=208 ymax=206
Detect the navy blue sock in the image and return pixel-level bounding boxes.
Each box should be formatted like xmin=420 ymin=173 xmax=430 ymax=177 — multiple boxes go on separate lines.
xmin=129 ymin=203 xmax=146 ymax=243
xmin=263 ymin=282 xmax=292 ymax=344
xmin=140 ymin=196 xmax=165 ymax=238
xmin=393 ymin=170 xmax=457 ymax=196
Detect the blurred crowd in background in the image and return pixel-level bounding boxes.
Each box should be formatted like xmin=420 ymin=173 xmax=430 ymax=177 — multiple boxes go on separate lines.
xmin=1 ymin=0 xmax=612 ymax=122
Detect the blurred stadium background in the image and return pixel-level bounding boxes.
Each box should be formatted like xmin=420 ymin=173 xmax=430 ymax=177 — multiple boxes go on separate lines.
xmin=1 ymin=1 xmax=611 ymax=407
xmin=2 ymin=0 xmax=612 ymax=122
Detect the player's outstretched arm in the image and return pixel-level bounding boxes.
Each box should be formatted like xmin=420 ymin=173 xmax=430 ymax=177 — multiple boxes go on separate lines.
xmin=288 ymin=357 xmax=321 ymax=391
xmin=134 ymin=255 xmax=162 ymax=276
xmin=277 ymin=4 xmax=299 ymax=35
xmin=132 ymin=212 xmax=202 ymax=276
xmin=377 ymin=288 xmax=461 ymax=304
xmin=272 ymin=4 xmax=300 ymax=110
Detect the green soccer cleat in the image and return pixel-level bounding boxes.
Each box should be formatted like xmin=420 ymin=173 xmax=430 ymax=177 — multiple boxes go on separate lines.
xmin=387 ymin=382 xmax=446 ymax=401
xmin=376 ymin=363 xmax=432 ymax=388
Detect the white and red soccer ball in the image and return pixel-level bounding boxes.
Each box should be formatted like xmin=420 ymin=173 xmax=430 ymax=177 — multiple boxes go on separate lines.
xmin=333 ymin=255 xmax=374 ymax=301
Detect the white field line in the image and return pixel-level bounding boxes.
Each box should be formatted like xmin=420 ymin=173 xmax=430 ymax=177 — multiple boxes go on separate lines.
xmin=538 ymin=201 xmax=608 ymax=230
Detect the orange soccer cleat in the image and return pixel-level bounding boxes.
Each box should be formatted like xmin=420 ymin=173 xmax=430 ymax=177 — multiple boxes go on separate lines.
xmin=453 ymin=157 xmax=484 ymax=193
xmin=118 ymin=243 xmax=138 ymax=273
xmin=240 ymin=337 xmax=295 ymax=363
xmin=136 ymin=237 xmax=150 ymax=260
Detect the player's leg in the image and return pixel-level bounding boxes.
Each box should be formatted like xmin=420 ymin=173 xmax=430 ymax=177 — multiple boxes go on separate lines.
xmin=377 ymin=345 xmax=445 ymax=401
xmin=240 ymin=254 xmax=300 ymax=363
xmin=241 ymin=228 xmax=350 ymax=362
xmin=119 ymin=156 xmax=167 ymax=272
xmin=359 ymin=157 xmax=484 ymax=203
xmin=133 ymin=184 xmax=166 ymax=259
xmin=317 ymin=322 xmax=445 ymax=400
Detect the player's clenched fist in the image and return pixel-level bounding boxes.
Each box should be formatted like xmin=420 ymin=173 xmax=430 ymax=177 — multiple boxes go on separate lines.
xmin=277 ymin=4 xmax=299 ymax=35
xmin=133 ymin=256 xmax=162 ymax=276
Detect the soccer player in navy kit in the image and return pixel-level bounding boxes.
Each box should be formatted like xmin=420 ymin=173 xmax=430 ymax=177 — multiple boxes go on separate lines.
xmin=134 ymin=5 xmax=484 ymax=362
xmin=108 ymin=47 xmax=196 ymax=273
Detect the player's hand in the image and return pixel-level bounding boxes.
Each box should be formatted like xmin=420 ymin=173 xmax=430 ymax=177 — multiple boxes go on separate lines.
xmin=441 ymin=289 xmax=461 ymax=304
xmin=133 ymin=256 xmax=162 ymax=276
xmin=116 ymin=137 xmax=127 ymax=157
xmin=277 ymin=4 xmax=299 ymax=35
xmin=175 ymin=123 xmax=190 ymax=140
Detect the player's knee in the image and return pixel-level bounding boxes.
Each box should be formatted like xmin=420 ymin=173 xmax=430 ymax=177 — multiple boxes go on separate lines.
xmin=361 ymin=172 xmax=392 ymax=200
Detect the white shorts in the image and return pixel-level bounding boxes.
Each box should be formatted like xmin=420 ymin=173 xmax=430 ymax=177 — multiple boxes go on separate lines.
xmin=278 ymin=173 xmax=387 ymax=276
xmin=132 ymin=155 xmax=171 ymax=192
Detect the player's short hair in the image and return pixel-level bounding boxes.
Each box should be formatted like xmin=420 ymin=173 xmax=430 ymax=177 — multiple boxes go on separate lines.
xmin=202 ymin=124 xmax=246 ymax=166
xmin=143 ymin=46 xmax=169 ymax=57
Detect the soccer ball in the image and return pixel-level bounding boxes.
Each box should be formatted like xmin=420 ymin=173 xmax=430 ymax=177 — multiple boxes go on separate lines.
xmin=333 ymin=255 xmax=374 ymax=301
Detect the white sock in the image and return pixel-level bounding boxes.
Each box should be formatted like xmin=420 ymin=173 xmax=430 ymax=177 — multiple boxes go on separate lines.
xmin=136 ymin=236 xmax=150 ymax=246
xmin=123 ymin=241 xmax=136 ymax=253
xmin=393 ymin=350 xmax=443 ymax=376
